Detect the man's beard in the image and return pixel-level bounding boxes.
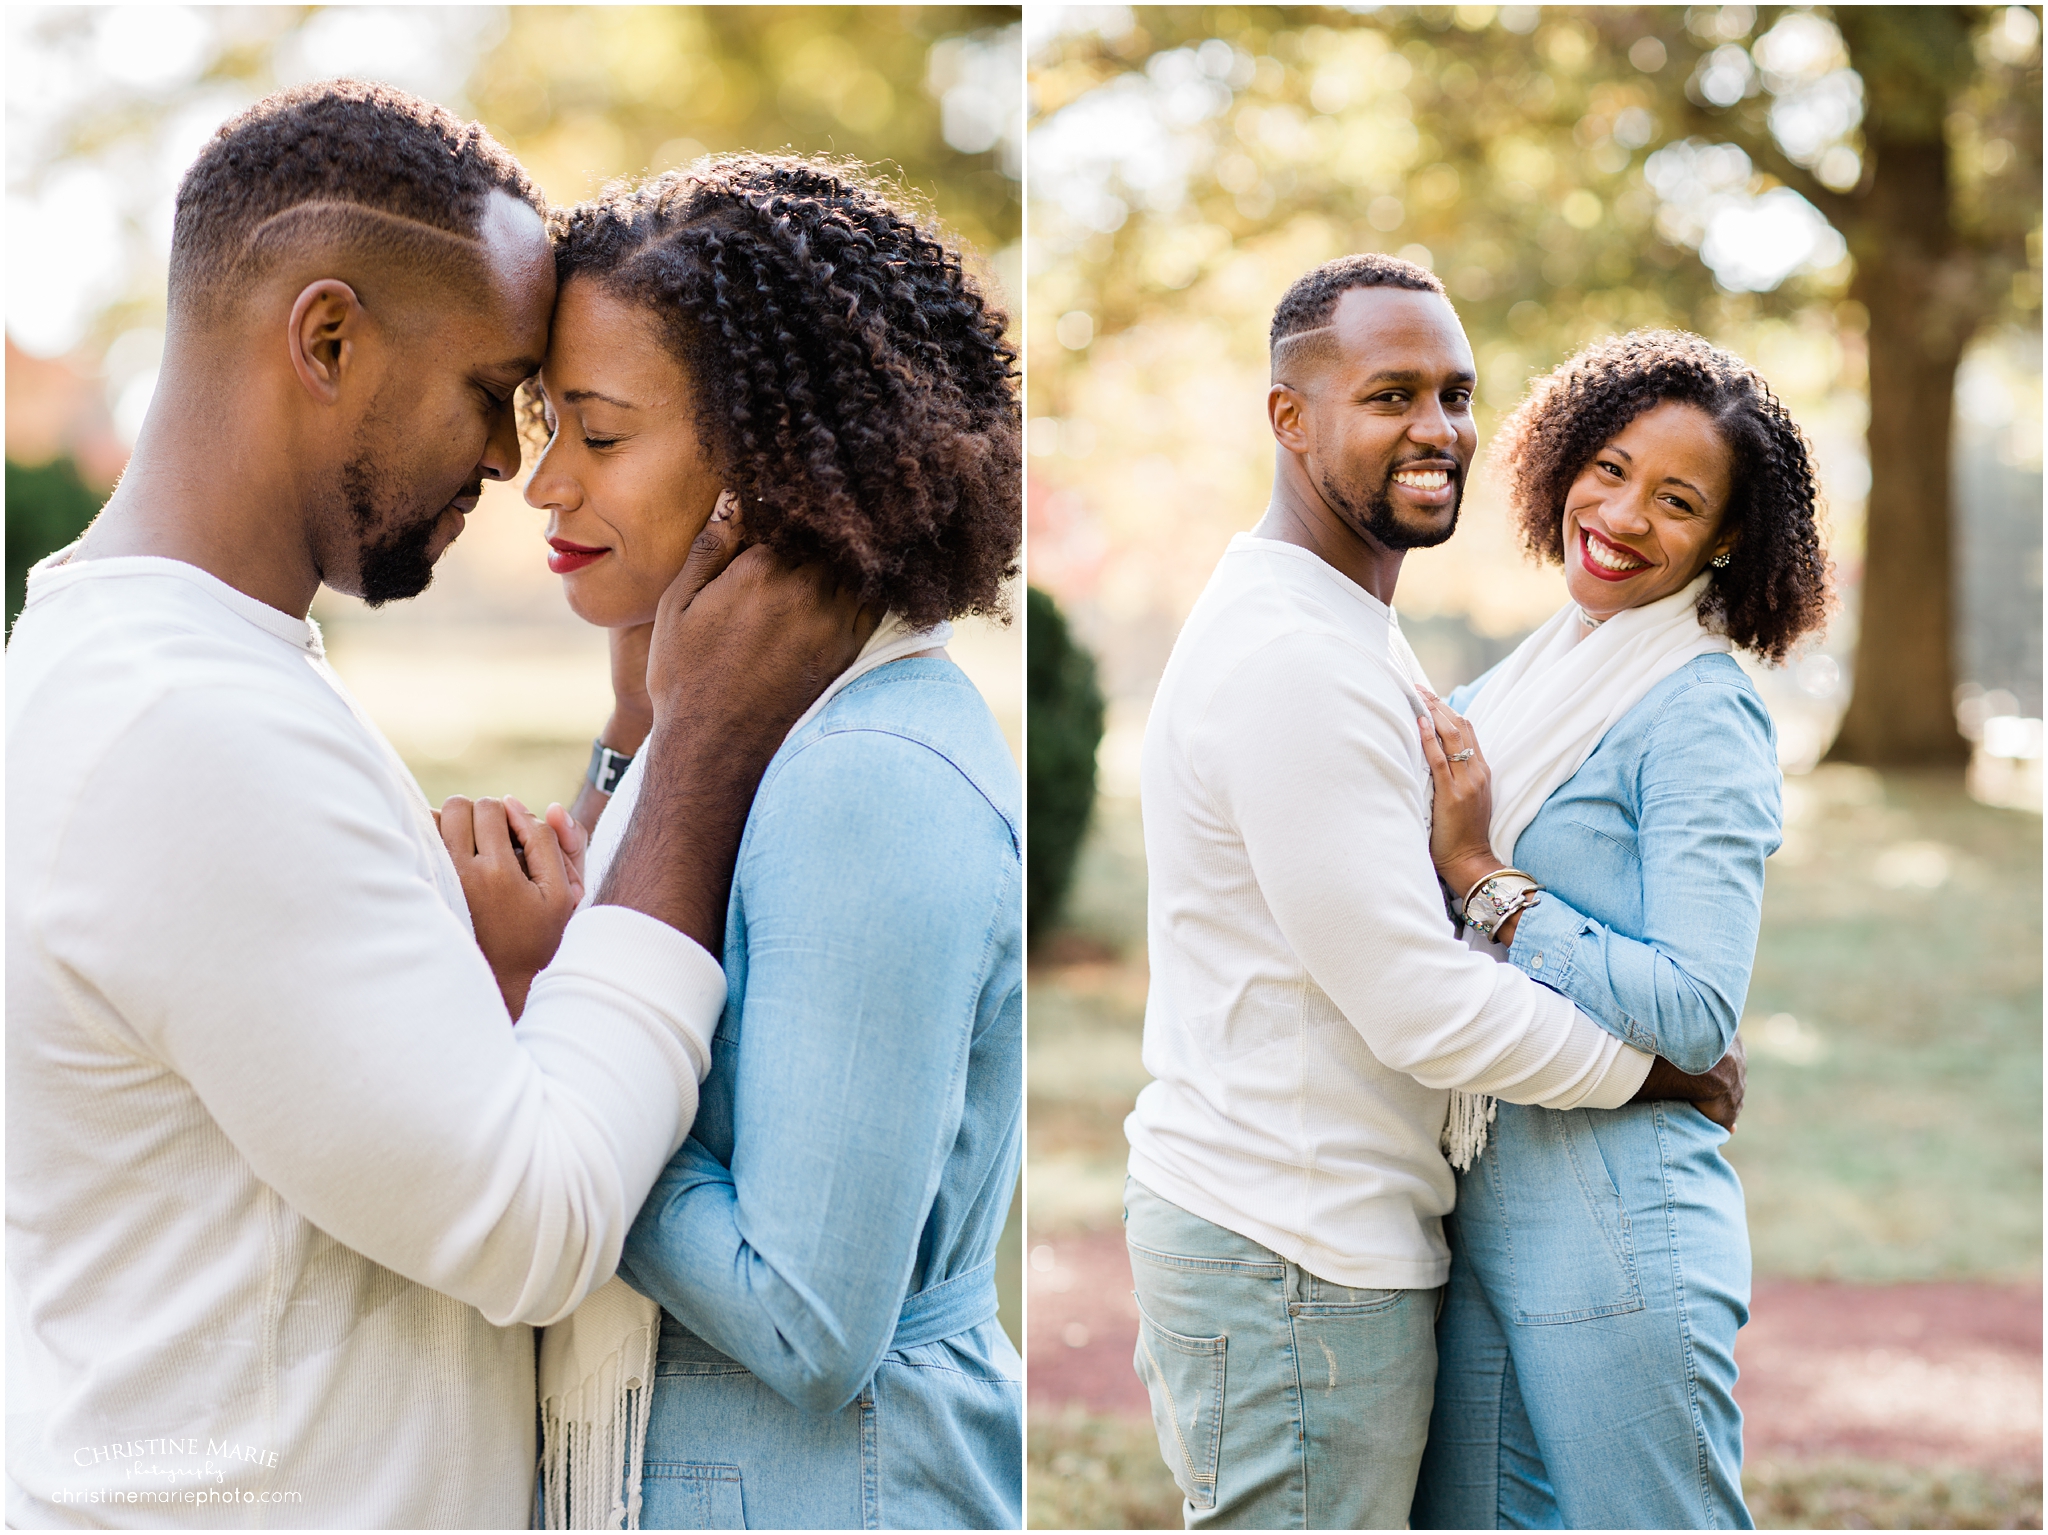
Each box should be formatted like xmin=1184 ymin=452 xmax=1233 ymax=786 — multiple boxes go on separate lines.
xmin=341 ymin=455 xmax=461 ymax=608
xmin=1322 ymin=465 xmax=1463 ymax=551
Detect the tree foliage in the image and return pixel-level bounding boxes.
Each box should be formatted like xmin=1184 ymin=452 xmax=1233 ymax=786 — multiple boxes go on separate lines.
xmin=6 ymin=456 xmax=101 ymax=631
xmin=1026 ymin=584 xmax=1106 ymax=941
xmin=470 ymin=6 xmax=1021 ymax=261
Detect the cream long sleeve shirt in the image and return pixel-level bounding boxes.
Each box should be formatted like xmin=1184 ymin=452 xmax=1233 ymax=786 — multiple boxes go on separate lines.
xmin=5 ymin=554 xmax=722 ymax=1530
xmin=1125 ymin=535 xmax=1652 ymax=1289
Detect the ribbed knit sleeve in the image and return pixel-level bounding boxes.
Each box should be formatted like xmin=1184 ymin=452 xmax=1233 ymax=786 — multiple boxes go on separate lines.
xmin=34 ymin=682 xmax=719 ymax=1328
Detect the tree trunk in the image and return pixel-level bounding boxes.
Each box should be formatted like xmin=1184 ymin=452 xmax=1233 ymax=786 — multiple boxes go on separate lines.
xmin=1823 ymin=153 xmax=1978 ymax=766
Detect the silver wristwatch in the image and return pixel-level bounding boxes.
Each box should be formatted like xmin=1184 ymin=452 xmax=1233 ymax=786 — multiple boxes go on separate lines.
xmin=586 ymin=739 xmax=634 ymax=795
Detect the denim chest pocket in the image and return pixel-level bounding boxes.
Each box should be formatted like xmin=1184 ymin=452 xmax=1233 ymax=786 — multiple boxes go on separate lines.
xmin=1483 ymin=1109 xmax=1645 ymax=1324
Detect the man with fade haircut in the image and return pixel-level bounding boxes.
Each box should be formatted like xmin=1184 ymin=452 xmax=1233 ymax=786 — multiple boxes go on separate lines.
xmin=1121 ymin=253 xmax=1742 ymax=1527
xmin=6 ymin=81 xmax=870 ymax=1528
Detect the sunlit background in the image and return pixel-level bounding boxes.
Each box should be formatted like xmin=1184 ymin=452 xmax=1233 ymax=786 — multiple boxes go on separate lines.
xmin=1027 ymin=4 xmax=2041 ymax=791
xmin=6 ymin=1 xmax=1024 ymax=1344
xmin=1023 ymin=6 xmax=2042 ymax=1528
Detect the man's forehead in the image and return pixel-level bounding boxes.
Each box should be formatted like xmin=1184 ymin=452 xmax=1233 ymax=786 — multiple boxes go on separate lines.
xmin=457 ymin=191 xmax=552 ymax=350
xmin=1325 ymin=285 xmax=1473 ymax=376
xmin=475 ymin=193 xmax=552 ymax=295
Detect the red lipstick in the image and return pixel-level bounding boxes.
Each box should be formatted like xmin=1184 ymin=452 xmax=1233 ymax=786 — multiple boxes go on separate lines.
xmin=547 ymin=537 xmax=609 ymax=575
xmin=1578 ymin=526 xmax=1651 ymax=583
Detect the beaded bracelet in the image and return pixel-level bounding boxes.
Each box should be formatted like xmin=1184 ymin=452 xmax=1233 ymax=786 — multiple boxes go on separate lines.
xmin=1462 ymin=868 xmax=1543 ymax=942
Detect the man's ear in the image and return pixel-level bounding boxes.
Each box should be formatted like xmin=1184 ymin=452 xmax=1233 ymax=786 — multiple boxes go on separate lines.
xmin=1268 ymin=381 xmax=1313 ymax=454
xmin=287 ymin=279 xmax=365 ymax=404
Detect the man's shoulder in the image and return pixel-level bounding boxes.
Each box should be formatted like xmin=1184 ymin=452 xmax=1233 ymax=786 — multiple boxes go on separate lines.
xmin=1179 ymin=541 xmax=1390 ymax=659
xmin=1162 ymin=555 xmax=1408 ymax=733
xmin=9 ymin=571 xmax=355 ymax=784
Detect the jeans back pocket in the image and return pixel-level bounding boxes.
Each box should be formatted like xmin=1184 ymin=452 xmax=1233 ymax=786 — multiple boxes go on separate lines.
xmin=642 ymin=1462 xmax=745 ymax=1530
xmin=1132 ymin=1299 xmax=1227 ymax=1511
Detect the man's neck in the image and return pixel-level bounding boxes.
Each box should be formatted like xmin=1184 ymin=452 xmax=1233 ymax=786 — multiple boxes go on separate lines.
xmin=79 ymin=378 xmax=323 ymax=619
xmin=1252 ymin=461 xmax=1404 ymax=606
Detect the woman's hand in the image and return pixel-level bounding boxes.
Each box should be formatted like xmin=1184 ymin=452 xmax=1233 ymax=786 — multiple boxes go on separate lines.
xmin=438 ymin=794 xmax=580 ymax=1020
xmin=1417 ymin=691 xmax=1502 ymax=899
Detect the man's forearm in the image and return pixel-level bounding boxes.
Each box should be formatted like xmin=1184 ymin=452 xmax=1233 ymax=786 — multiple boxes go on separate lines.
xmin=596 ymin=717 xmax=777 ymax=957
xmin=1630 ymin=1034 xmax=1745 ymax=1131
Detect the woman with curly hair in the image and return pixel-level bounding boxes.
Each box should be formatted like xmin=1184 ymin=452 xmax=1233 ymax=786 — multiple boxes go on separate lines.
xmin=1407 ymin=331 xmax=1830 ymax=1530
xmin=523 ymin=156 xmax=1021 ymax=1530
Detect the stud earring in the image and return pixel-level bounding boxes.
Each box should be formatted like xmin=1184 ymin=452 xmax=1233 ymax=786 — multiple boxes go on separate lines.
xmin=1710 ymin=552 xmax=1731 ymax=569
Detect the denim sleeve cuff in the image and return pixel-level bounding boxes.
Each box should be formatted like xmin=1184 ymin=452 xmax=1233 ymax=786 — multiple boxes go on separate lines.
xmin=1508 ymin=894 xmax=1663 ymax=1056
xmin=1506 ymin=889 xmax=1580 ymax=986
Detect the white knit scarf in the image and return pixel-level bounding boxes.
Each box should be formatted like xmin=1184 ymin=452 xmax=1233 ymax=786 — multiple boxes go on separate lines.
xmin=1440 ymin=574 xmax=1727 ymax=1170
xmin=537 ymin=611 xmax=948 ymax=1530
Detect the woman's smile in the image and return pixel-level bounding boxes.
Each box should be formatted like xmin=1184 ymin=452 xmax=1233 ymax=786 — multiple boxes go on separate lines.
xmin=1576 ymin=523 xmax=1652 ymax=581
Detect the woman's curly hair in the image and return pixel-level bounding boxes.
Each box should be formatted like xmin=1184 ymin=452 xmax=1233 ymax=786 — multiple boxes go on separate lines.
xmin=1494 ymin=330 xmax=1832 ymax=664
xmin=546 ymin=154 xmax=1019 ymax=628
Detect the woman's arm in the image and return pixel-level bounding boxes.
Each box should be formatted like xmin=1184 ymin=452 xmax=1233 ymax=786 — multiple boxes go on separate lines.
xmin=615 ymin=727 xmax=1017 ymax=1414
xmin=1505 ymin=676 xmax=1781 ymax=1073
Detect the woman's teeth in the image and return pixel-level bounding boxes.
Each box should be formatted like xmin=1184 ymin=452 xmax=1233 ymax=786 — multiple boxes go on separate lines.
xmin=1392 ymin=467 xmax=1451 ymax=490
xmin=1584 ymin=531 xmax=1648 ymax=571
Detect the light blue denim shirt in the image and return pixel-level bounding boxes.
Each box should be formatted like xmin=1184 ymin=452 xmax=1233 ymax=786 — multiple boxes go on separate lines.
xmin=1450 ymin=651 xmax=1782 ymax=1070
xmin=617 ymin=655 xmax=1023 ymax=1530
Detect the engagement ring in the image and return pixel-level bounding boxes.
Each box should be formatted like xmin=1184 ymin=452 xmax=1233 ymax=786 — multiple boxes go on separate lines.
xmin=1449 ymin=749 xmax=1475 ymax=762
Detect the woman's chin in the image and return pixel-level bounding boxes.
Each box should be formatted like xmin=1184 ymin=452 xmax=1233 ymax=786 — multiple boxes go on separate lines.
xmin=560 ymin=572 xmax=650 ymax=630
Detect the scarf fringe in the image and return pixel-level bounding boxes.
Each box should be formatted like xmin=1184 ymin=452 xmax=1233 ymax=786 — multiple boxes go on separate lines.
xmin=1442 ymin=1088 xmax=1497 ymax=1172
xmin=539 ymin=1312 xmax=656 ymax=1530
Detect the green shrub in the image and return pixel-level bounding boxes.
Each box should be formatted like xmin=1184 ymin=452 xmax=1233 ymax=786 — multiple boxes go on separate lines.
xmin=1027 ymin=585 xmax=1105 ymax=942
xmin=7 ymin=457 xmax=104 ymax=632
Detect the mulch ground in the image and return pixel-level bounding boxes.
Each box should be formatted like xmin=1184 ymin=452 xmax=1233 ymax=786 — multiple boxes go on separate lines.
xmin=1029 ymin=1226 xmax=2042 ymax=1475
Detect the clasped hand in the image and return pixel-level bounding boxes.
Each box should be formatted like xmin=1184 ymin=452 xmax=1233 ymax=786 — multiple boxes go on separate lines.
xmin=1415 ymin=690 xmax=1502 ymax=901
xmin=436 ymin=796 xmax=588 ymax=1020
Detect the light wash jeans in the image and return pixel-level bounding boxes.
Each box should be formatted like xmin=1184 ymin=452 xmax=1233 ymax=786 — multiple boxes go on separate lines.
xmin=1124 ymin=1177 xmax=1440 ymax=1529
xmin=1409 ymin=1100 xmax=1752 ymax=1530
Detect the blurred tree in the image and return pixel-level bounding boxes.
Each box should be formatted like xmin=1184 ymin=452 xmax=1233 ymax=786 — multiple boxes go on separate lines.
xmin=1026 ymin=585 xmax=1106 ymax=942
xmin=1031 ymin=4 xmax=2041 ymax=765
xmin=6 ymin=457 xmax=102 ymax=631
xmin=470 ymin=6 xmax=1020 ymax=261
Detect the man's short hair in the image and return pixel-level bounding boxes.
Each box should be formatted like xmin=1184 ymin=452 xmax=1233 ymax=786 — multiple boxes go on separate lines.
xmin=1269 ymin=253 xmax=1448 ymax=371
xmin=168 ymin=80 xmax=540 ymax=325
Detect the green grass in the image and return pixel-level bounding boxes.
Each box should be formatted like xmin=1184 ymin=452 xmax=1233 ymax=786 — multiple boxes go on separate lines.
xmin=1742 ymin=1458 xmax=2044 ymax=1530
xmin=1729 ymin=768 xmax=2042 ymax=1281
xmin=1029 ymin=1410 xmax=1182 ymax=1531
xmin=1029 ymin=1411 xmax=2046 ymax=1530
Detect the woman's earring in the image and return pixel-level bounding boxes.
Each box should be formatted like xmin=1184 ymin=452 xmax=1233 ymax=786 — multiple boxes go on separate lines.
xmin=710 ymin=489 xmax=738 ymax=523
xmin=1711 ymin=551 xmax=1731 ymax=569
